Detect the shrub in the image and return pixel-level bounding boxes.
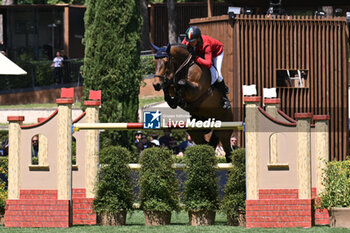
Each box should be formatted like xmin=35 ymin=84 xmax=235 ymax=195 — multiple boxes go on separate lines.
xmin=140 ymin=55 xmax=155 ymax=78
xmin=139 ymin=147 xmax=180 ymax=212
xmin=0 ymin=157 xmax=8 ymax=215
xmin=94 ymin=146 xmax=133 ymax=214
xmin=221 ymin=148 xmax=246 ymax=224
xmin=183 ymin=145 xmax=219 ymax=211
xmin=318 ymin=160 xmax=350 ymax=210
xmin=0 ymin=131 xmax=8 ymax=144
xmin=172 ymin=155 xmax=227 ymax=164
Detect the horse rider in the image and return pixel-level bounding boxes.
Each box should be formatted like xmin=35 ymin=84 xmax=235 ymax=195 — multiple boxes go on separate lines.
xmin=182 ymin=26 xmax=231 ymax=109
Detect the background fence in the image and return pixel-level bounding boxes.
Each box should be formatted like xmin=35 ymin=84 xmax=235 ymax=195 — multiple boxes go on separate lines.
xmin=191 ymin=15 xmax=349 ymax=161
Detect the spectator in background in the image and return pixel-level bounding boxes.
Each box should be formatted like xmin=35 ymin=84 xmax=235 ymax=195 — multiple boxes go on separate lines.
xmin=230 ymin=136 xmax=239 ymax=151
xmin=137 ymin=134 xmax=151 ymax=154
xmin=0 ymin=138 xmax=8 ymax=156
xmin=178 ymin=133 xmax=195 ymax=156
xmin=134 ymin=131 xmax=143 ymax=146
xmin=51 ymin=51 xmax=64 ymax=84
xmin=159 ymin=129 xmax=171 ymax=147
xmin=31 ymin=135 xmax=39 ymax=158
xmin=168 ymin=136 xmax=179 ymax=155
xmin=150 ymin=133 xmax=160 ymax=147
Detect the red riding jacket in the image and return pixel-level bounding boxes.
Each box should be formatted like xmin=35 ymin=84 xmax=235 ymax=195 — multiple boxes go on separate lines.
xmin=182 ymin=35 xmax=224 ymax=69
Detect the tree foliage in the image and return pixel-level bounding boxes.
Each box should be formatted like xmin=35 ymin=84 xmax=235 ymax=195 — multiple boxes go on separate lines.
xmin=82 ymin=0 xmax=142 ymax=148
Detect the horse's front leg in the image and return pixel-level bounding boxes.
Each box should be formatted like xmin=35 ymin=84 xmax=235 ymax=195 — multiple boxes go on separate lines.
xmin=178 ymin=79 xmax=199 ymax=89
xmin=163 ymin=89 xmax=178 ymax=109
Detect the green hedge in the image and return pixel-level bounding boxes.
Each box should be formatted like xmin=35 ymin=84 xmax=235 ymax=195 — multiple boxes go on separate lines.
xmin=0 ymin=157 xmax=8 ymax=215
xmin=221 ymin=148 xmax=246 ymax=223
xmin=318 ymin=160 xmax=350 ymax=210
xmin=139 ymin=147 xmax=180 ymax=212
xmin=183 ymin=145 xmax=219 ymax=211
xmin=94 ymin=146 xmax=134 ymax=213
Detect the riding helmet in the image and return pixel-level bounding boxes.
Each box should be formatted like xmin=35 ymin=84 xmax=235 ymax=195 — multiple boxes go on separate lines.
xmin=185 ymin=26 xmax=201 ymax=42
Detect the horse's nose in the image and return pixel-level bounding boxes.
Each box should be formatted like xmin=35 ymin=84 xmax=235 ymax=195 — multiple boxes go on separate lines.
xmin=153 ymin=83 xmax=161 ymax=91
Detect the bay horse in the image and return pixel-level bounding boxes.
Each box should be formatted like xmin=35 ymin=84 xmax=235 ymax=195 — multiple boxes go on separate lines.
xmin=151 ymin=43 xmax=234 ymax=162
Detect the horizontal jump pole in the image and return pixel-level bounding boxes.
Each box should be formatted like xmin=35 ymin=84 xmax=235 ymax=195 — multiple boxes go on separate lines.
xmin=128 ymin=163 xmax=233 ymax=170
xmin=73 ymin=121 xmax=244 ymax=131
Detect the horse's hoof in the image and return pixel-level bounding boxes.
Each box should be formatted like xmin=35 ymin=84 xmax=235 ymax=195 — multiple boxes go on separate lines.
xmin=169 ymin=104 xmax=178 ymax=109
xmin=178 ymin=79 xmax=186 ymax=86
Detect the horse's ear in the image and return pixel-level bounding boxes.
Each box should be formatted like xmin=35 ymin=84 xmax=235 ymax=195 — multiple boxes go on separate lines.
xmin=150 ymin=43 xmax=160 ymax=52
xmin=166 ymin=43 xmax=171 ymax=54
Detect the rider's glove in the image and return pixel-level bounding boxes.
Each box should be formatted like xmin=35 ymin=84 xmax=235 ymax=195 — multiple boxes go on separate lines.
xmin=188 ymin=47 xmax=196 ymax=58
xmin=191 ymin=49 xmax=197 ymax=58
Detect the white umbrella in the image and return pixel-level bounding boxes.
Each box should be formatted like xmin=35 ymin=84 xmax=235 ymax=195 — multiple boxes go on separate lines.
xmin=0 ymin=52 xmax=27 ymax=75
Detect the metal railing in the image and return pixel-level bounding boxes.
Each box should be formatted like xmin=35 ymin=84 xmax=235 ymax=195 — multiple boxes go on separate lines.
xmin=0 ymin=59 xmax=83 ymax=93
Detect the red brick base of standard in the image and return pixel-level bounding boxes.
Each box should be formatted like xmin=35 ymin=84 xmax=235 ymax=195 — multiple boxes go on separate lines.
xmin=4 ymin=189 xmax=96 ymax=228
xmin=72 ymin=189 xmax=96 ymax=225
xmin=312 ymin=188 xmax=330 ymax=226
xmin=246 ymin=189 xmax=313 ymax=228
xmin=5 ymin=199 xmax=70 ymax=228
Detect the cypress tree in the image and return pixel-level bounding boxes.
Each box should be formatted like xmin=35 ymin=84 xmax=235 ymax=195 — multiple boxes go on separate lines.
xmin=82 ymin=0 xmax=142 ymax=148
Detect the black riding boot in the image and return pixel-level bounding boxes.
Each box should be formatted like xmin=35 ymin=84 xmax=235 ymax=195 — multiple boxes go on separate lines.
xmin=215 ymin=80 xmax=231 ymax=109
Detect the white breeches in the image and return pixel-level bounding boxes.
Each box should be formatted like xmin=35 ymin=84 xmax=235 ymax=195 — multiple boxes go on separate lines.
xmin=210 ymin=51 xmax=224 ymax=85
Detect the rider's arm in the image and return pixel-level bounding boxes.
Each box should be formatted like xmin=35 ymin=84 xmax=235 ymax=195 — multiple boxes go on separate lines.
xmin=194 ymin=45 xmax=212 ymax=69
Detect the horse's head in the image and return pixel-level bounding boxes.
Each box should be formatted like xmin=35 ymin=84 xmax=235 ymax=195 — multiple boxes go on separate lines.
xmin=151 ymin=43 xmax=173 ymax=91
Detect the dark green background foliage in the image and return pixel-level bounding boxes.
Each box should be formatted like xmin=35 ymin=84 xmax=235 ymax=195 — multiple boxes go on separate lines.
xmin=183 ymin=145 xmax=219 ymax=211
xmin=82 ymin=0 xmax=142 ymax=148
xmin=0 ymin=131 xmax=8 ymax=145
xmin=140 ymin=56 xmax=155 ymax=78
xmin=139 ymin=148 xmax=180 ymax=212
xmin=0 ymin=157 xmax=8 ymax=215
xmin=318 ymin=160 xmax=350 ymax=210
xmin=94 ymin=146 xmax=133 ymax=213
xmin=221 ymin=148 xmax=246 ymax=221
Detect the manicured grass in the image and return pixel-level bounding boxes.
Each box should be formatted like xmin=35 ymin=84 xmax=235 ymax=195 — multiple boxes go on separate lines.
xmin=0 ymin=211 xmax=346 ymax=233
xmin=139 ymin=96 xmax=163 ymax=108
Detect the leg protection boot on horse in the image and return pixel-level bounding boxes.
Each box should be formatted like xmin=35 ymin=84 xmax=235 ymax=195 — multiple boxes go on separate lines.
xmin=215 ymin=80 xmax=231 ymax=109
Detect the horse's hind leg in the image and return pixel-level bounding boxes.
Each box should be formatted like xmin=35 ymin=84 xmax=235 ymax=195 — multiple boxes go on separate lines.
xmin=187 ymin=130 xmax=207 ymax=145
xmin=208 ymin=131 xmax=219 ymax=148
xmin=216 ymin=130 xmax=234 ymax=163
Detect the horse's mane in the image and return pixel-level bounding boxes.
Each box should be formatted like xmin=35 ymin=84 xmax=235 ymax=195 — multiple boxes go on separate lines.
xmin=169 ymin=43 xmax=189 ymax=58
xmin=170 ymin=43 xmax=187 ymax=50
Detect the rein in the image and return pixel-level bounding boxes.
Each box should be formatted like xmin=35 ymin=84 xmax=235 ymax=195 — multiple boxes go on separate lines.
xmin=173 ymin=53 xmax=193 ymax=79
xmin=156 ymin=48 xmax=213 ymax=110
xmin=160 ymin=53 xmax=193 ymax=89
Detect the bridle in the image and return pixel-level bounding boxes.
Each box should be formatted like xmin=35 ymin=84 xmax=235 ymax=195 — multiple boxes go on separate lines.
xmin=154 ymin=53 xmax=193 ymax=90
